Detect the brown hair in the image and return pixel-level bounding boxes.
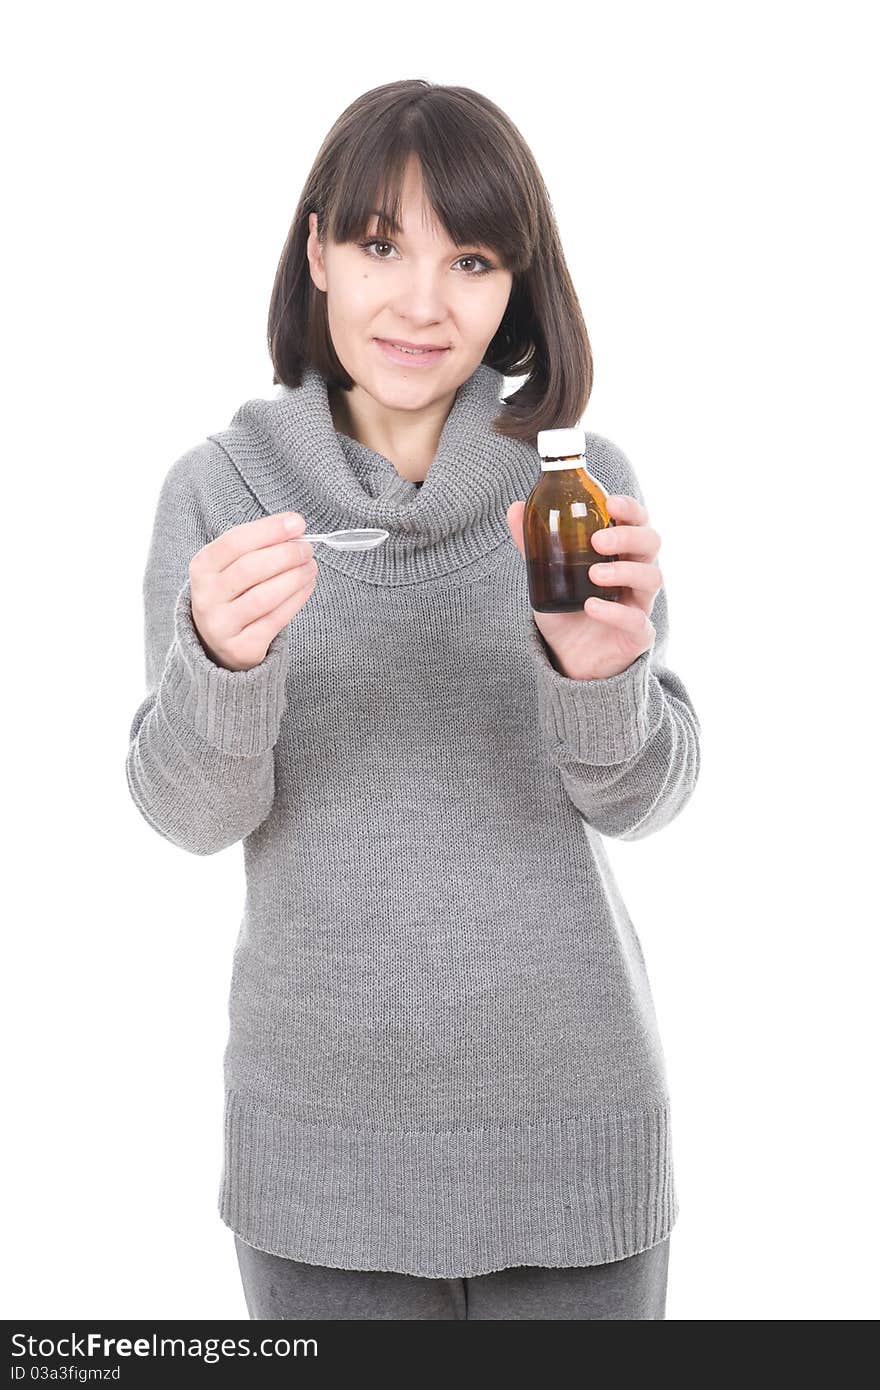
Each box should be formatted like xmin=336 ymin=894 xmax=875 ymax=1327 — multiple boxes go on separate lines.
xmin=267 ymin=79 xmax=593 ymax=445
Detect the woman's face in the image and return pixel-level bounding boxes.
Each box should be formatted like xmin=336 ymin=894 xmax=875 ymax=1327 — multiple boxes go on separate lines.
xmin=306 ymin=159 xmax=513 ymax=410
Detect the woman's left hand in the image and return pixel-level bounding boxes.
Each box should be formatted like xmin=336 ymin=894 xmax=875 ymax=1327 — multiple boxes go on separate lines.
xmin=506 ymin=493 xmax=663 ymax=680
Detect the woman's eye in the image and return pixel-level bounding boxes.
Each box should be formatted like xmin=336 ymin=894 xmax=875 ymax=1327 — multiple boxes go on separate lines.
xmin=356 ymin=239 xmax=494 ymax=276
xmin=362 ymin=239 xmax=395 ymax=259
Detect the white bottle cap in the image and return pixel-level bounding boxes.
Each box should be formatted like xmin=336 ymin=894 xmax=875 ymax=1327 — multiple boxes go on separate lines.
xmin=537 ymin=427 xmax=586 ymax=468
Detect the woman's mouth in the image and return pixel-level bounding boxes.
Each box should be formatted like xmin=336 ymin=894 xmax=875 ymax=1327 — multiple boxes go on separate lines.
xmin=374 ymin=339 xmax=450 ymax=368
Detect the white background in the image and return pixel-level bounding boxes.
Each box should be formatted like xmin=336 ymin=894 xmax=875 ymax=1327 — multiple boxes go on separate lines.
xmin=3 ymin=0 xmax=877 ymax=1321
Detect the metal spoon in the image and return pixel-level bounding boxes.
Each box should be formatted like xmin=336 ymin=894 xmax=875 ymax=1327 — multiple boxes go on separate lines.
xmin=299 ymin=528 xmax=389 ymax=551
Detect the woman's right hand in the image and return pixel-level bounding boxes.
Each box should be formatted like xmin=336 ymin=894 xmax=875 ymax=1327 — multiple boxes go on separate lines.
xmin=189 ymin=512 xmax=317 ymax=671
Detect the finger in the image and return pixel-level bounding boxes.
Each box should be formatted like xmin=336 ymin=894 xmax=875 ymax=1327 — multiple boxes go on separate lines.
xmin=589 ymin=559 xmax=663 ymax=597
xmin=227 ymin=556 xmax=318 ymax=634
xmin=606 ymin=493 xmax=649 ymax=525
xmin=586 ymin=595 xmax=656 ymax=641
xmin=591 ymin=523 xmax=661 ymax=561
xmin=194 ymin=511 xmax=307 ymax=577
xmin=506 ymin=500 xmax=526 ymax=557
xmin=218 ymin=536 xmax=315 ymax=604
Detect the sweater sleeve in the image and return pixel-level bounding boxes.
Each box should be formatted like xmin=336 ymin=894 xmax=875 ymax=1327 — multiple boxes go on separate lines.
xmin=124 ymin=443 xmax=291 ymax=856
xmin=522 ymin=439 xmax=701 ymax=842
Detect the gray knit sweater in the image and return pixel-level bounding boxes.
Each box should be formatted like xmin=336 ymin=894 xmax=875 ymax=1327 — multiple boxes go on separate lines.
xmin=125 ymin=361 xmax=701 ymax=1277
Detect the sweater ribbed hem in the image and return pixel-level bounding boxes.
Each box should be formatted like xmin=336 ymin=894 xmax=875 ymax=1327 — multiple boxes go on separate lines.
xmin=161 ymin=579 xmax=290 ymax=757
xmin=217 ymin=1090 xmax=678 ymax=1278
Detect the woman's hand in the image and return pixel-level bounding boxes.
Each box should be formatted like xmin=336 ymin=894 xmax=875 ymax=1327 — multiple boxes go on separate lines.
xmin=506 ymin=493 xmax=663 ymax=680
xmin=189 ymin=512 xmax=318 ymax=671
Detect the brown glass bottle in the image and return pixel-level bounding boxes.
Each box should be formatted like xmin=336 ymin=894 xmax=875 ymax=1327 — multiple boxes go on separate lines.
xmin=524 ymin=428 xmax=621 ymax=613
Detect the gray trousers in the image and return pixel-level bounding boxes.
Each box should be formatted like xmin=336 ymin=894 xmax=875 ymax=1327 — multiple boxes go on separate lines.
xmin=234 ymin=1233 xmax=670 ymax=1320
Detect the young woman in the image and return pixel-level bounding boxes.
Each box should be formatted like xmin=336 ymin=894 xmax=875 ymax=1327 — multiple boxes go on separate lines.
xmin=126 ymin=79 xmax=701 ymax=1321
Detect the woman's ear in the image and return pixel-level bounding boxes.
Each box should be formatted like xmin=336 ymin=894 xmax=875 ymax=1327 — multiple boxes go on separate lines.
xmin=306 ymin=212 xmax=328 ymax=292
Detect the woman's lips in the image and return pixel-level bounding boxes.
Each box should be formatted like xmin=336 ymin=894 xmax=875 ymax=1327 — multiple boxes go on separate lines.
xmin=374 ymin=339 xmax=450 ymax=368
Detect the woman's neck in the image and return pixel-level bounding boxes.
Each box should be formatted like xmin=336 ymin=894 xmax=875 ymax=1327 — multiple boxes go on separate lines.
xmin=328 ymin=383 xmax=450 ymax=484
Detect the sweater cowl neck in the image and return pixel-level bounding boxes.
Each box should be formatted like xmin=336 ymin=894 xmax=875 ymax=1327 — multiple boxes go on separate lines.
xmin=207 ymin=360 xmax=540 ymax=585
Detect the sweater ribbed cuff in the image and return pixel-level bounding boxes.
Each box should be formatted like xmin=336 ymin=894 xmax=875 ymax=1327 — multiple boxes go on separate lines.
xmin=525 ymin=615 xmax=664 ymax=766
xmin=158 ymin=578 xmax=290 ymax=757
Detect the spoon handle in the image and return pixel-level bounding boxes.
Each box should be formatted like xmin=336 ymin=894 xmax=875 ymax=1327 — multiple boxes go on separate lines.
xmin=300 ymin=533 xmax=330 ymax=542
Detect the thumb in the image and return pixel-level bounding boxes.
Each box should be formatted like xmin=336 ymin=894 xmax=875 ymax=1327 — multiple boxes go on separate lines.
xmin=506 ymin=499 xmax=526 ymax=558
